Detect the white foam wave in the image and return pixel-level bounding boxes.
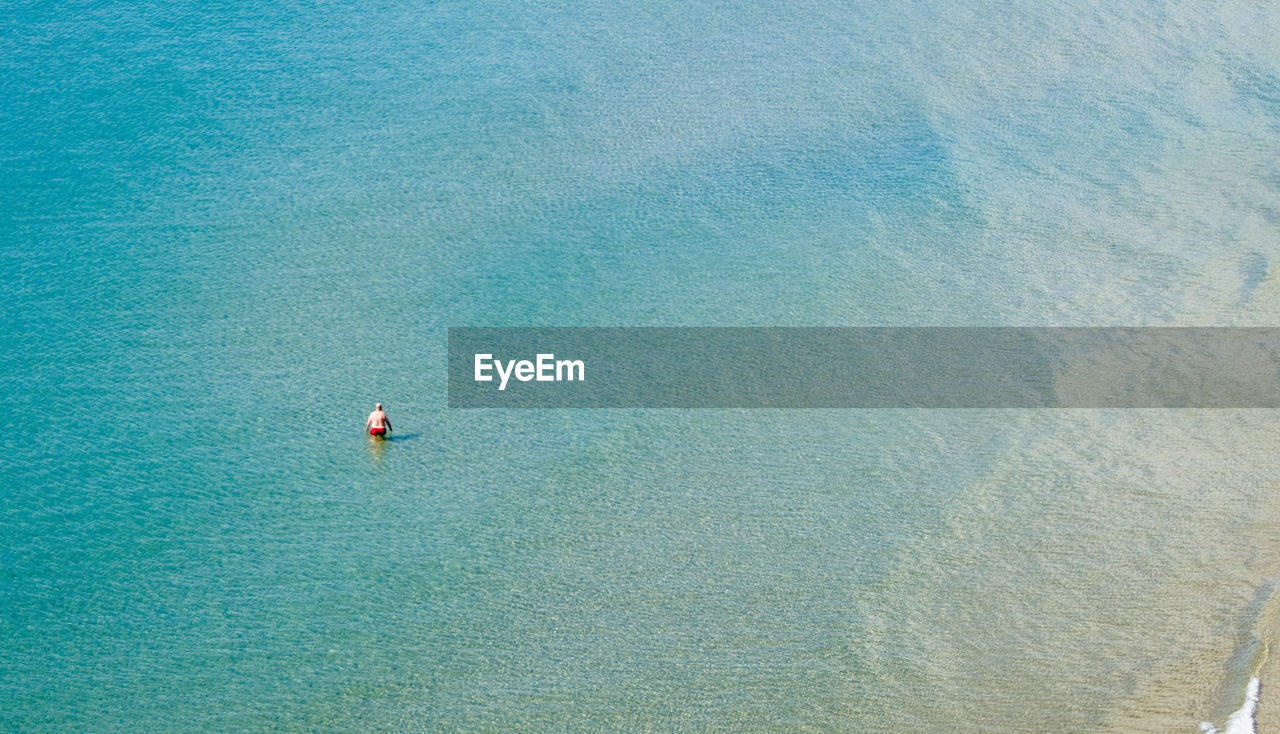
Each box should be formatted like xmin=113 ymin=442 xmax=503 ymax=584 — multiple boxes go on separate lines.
xmin=1199 ymin=676 xmax=1259 ymax=734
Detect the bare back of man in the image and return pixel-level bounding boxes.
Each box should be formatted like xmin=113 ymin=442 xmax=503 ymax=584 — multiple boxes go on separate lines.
xmin=366 ymin=403 xmax=391 ymax=438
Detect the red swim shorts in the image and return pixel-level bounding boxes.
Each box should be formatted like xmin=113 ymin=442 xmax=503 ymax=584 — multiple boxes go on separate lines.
xmin=369 ymin=427 xmax=386 ymax=436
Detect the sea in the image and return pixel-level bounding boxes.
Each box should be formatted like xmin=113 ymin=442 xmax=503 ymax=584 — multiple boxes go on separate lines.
xmin=3 ymin=0 xmax=1280 ymax=730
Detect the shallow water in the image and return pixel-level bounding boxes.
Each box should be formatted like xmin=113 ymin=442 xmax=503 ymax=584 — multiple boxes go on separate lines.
xmin=3 ymin=0 xmax=1280 ymax=730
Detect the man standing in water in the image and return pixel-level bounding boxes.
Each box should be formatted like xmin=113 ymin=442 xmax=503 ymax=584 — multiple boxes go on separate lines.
xmin=365 ymin=403 xmax=392 ymax=438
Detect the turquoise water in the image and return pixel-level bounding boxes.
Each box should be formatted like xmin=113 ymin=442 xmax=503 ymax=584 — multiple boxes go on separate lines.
xmin=4 ymin=0 xmax=1280 ymax=730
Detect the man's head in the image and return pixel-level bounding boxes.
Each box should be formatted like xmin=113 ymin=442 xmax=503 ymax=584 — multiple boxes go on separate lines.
xmin=376 ymin=403 xmax=383 ymax=410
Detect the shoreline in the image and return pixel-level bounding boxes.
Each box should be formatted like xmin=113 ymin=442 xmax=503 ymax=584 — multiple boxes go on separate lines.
xmin=1254 ymin=653 xmax=1276 ymax=732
